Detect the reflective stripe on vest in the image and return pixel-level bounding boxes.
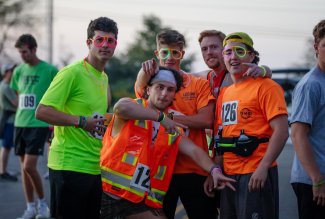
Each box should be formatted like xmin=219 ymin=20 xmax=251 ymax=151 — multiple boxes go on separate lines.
xmin=101 ymin=167 xmax=165 ymax=202
xmin=101 ymin=167 xmax=145 ymax=196
xmin=168 ymin=132 xmax=178 ymax=145
xmin=154 ymin=165 xmax=166 ymax=180
xmin=122 ymin=153 xmax=138 ymax=166
xmin=147 ymin=188 xmax=165 ymax=205
xmin=135 ymin=98 xmax=148 ymax=129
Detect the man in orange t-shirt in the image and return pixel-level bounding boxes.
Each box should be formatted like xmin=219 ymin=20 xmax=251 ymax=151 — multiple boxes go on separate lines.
xmin=135 ymin=29 xmax=217 ymax=219
xmin=217 ymin=32 xmax=289 ymax=219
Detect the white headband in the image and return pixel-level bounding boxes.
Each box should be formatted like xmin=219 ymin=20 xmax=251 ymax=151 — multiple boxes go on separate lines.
xmin=151 ymin=69 xmax=177 ymax=87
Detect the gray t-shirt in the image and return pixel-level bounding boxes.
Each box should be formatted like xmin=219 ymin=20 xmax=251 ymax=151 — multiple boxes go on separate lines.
xmin=290 ymin=66 xmax=325 ymax=185
xmin=0 ymin=81 xmax=17 ymax=123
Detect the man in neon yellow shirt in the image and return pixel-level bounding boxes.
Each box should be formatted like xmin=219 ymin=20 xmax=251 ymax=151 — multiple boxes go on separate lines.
xmin=36 ymin=17 xmax=118 ymax=219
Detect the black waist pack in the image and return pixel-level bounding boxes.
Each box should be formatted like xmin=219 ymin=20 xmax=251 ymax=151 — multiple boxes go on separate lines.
xmin=217 ymin=135 xmax=269 ymax=157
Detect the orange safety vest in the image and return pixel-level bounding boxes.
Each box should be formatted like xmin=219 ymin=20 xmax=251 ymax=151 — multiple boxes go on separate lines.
xmin=100 ymin=99 xmax=181 ymax=208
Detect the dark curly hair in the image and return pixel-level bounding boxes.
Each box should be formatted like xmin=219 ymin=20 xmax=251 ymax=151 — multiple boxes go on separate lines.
xmin=15 ymin=34 xmax=37 ymax=50
xmin=87 ymin=17 xmax=118 ymax=40
xmin=156 ymin=29 xmax=186 ymax=49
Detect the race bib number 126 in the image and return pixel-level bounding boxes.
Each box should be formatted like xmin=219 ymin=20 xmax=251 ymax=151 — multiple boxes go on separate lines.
xmin=19 ymin=94 xmax=36 ymax=109
xmin=222 ymin=101 xmax=238 ymax=125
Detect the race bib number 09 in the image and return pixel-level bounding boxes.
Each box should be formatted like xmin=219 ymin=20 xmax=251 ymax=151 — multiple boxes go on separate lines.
xmin=19 ymin=94 xmax=36 ymax=109
xmin=130 ymin=163 xmax=150 ymax=192
xmin=222 ymin=101 xmax=238 ymax=125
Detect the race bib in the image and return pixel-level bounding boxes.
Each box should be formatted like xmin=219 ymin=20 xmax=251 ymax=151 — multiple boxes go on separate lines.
xmin=130 ymin=163 xmax=150 ymax=192
xmin=88 ymin=112 xmax=105 ymax=140
xmin=19 ymin=94 xmax=36 ymax=109
xmin=222 ymin=101 xmax=238 ymax=125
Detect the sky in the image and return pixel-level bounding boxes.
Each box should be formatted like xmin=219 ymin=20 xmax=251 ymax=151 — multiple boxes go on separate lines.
xmin=29 ymin=0 xmax=325 ymax=72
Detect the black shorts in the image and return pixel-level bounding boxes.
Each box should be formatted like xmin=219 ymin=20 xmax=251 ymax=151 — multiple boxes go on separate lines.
xmin=49 ymin=169 xmax=102 ymax=219
xmin=14 ymin=127 xmax=50 ymax=156
xmin=100 ymin=192 xmax=165 ymax=219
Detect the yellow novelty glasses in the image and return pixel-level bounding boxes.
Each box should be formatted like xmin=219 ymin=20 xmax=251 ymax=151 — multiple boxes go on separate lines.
xmin=157 ymin=48 xmax=183 ymax=60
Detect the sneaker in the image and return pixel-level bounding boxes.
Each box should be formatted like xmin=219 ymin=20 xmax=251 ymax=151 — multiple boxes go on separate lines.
xmin=17 ymin=209 xmax=36 ymax=219
xmin=36 ymin=203 xmax=50 ymax=219
xmin=0 ymin=172 xmax=18 ymax=181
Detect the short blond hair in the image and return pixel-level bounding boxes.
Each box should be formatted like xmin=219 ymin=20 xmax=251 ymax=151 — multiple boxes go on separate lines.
xmin=198 ymin=30 xmax=226 ymax=44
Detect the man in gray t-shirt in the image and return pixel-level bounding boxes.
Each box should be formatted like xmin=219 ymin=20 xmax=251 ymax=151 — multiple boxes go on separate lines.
xmin=0 ymin=64 xmax=18 ymax=181
xmin=290 ymin=20 xmax=325 ymax=219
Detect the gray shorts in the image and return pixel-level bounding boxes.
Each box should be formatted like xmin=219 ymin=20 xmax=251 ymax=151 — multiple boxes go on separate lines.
xmin=220 ymin=166 xmax=279 ymax=219
xmin=100 ymin=192 xmax=165 ymax=219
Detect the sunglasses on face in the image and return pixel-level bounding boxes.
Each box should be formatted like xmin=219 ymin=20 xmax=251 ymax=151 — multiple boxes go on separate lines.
xmin=222 ymin=46 xmax=250 ymax=58
xmin=90 ymin=36 xmax=117 ymax=49
xmin=157 ymin=48 xmax=183 ymax=60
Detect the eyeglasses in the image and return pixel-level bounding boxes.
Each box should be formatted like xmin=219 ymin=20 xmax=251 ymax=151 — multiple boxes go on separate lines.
xmin=157 ymin=48 xmax=183 ymax=60
xmin=90 ymin=36 xmax=117 ymax=49
xmin=222 ymin=46 xmax=250 ymax=58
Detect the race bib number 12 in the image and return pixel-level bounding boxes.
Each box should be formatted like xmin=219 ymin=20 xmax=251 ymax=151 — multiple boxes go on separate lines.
xmin=19 ymin=94 xmax=36 ymax=109
xmin=130 ymin=163 xmax=150 ymax=192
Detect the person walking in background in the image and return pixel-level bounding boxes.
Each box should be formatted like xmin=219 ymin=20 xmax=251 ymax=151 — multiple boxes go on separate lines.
xmin=100 ymin=67 xmax=235 ymax=219
xmin=135 ymin=29 xmax=217 ymax=219
xmin=36 ymin=17 xmax=118 ymax=219
xmin=217 ymin=32 xmax=288 ymax=219
xmin=0 ymin=63 xmax=18 ymax=182
xmin=10 ymin=34 xmax=58 ymax=219
xmin=290 ymin=20 xmax=325 ymax=219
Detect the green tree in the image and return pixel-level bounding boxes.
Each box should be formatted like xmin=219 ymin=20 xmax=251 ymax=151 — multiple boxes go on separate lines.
xmin=0 ymin=0 xmax=38 ymax=63
xmin=106 ymin=14 xmax=195 ymax=106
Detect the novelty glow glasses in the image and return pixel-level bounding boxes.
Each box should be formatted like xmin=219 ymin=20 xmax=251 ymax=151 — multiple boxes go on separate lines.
xmin=157 ymin=48 xmax=183 ymax=60
xmin=90 ymin=36 xmax=117 ymax=48
xmin=222 ymin=46 xmax=250 ymax=58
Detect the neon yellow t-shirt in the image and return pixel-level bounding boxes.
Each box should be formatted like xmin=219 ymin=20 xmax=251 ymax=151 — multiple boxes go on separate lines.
xmin=40 ymin=60 xmax=108 ymax=175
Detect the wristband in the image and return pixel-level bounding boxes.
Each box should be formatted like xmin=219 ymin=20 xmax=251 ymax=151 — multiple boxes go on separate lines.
xmin=313 ymin=179 xmax=325 ymax=187
xmin=210 ymin=165 xmax=222 ymax=176
xmin=157 ymin=111 xmax=165 ymax=122
xmin=167 ymin=112 xmax=174 ymax=120
xmin=80 ymin=116 xmax=88 ymax=129
xmin=259 ymin=66 xmax=267 ymax=77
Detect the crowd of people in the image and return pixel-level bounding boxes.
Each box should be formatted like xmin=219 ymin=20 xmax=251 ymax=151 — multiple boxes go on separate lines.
xmin=0 ymin=16 xmax=324 ymax=219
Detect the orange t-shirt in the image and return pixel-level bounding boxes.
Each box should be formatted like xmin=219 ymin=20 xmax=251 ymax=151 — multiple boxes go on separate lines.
xmin=217 ymin=77 xmax=288 ymax=175
xmin=171 ymin=73 xmax=215 ymax=175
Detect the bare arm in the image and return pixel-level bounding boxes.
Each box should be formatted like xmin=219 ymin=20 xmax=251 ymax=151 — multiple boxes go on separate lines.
xmin=179 ymin=137 xmax=235 ymax=190
xmin=107 ymin=86 xmax=112 ymax=107
xmin=36 ymin=104 xmax=79 ymax=126
xmin=134 ymin=59 xmax=158 ymax=97
xmin=243 ymin=63 xmax=272 ymax=78
xmin=36 ymin=104 xmax=106 ymax=134
xmin=248 ymin=114 xmax=289 ymax=192
xmin=173 ymin=101 xmax=215 ymax=129
xmin=291 ymin=122 xmax=325 ymax=206
xmin=114 ymin=98 xmax=187 ymax=134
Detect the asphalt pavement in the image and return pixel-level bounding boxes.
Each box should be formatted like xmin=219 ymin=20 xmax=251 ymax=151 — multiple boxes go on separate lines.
xmin=0 ymin=142 xmax=298 ymax=219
